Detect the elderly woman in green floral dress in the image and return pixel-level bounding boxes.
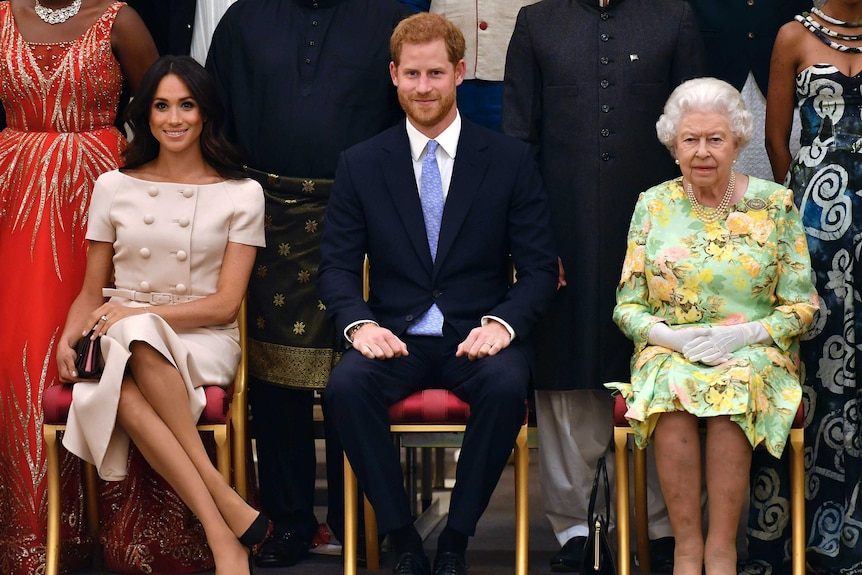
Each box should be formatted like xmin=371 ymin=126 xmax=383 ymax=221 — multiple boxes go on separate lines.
xmin=608 ymin=77 xmax=819 ymax=575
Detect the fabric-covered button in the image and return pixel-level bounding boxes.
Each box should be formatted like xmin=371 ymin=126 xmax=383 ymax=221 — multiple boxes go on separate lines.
xmin=143 ymin=214 xmax=155 ymax=224
xmin=182 ymin=188 xmax=194 ymax=198
xmin=178 ymin=217 xmax=190 ymax=227
xmin=175 ymin=283 xmax=187 ymax=293
xmin=148 ymin=186 xmax=158 ymax=197
xmin=140 ymin=281 xmax=150 ymax=291
xmin=139 ymin=248 xmax=150 ymax=259
xmin=176 ymin=250 xmax=188 ymax=261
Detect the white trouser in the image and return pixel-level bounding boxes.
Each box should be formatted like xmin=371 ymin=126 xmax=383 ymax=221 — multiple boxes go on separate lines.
xmin=535 ymin=389 xmax=673 ymax=546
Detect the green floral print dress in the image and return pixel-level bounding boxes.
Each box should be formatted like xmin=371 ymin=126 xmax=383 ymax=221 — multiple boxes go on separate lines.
xmin=607 ymin=176 xmax=819 ymax=457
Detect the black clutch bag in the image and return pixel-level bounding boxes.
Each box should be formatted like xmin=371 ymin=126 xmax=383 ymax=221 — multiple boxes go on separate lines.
xmin=581 ymin=456 xmax=616 ymax=575
xmin=74 ymin=329 xmax=103 ymax=379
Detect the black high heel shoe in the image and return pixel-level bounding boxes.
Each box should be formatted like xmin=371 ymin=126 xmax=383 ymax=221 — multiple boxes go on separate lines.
xmin=239 ymin=512 xmax=273 ymax=551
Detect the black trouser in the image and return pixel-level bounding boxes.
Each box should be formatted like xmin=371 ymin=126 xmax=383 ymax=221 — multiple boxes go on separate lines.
xmin=249 ymin=378 xmax=346 ymax=541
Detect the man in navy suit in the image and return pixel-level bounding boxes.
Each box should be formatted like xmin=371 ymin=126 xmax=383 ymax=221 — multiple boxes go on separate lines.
xmin=318 ymin=12 xmax=557 ymax=575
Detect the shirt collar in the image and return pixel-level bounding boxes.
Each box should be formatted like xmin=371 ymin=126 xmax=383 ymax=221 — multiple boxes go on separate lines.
xmin=406 ymin=111 xmax=461 ymax=162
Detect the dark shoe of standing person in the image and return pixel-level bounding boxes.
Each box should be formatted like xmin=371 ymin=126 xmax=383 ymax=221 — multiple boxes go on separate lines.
xmin=254 ymin=530 xmax=309 ymax=568
xmin=392 ymin=551 xmax=431 ymax=575
xmin=649 ymin=536 xmax=675 ymax=573
xmin=432 ymin=552 xmax=468 ymax=575
xmin=550 ymin=535 xmax=587 ymax=572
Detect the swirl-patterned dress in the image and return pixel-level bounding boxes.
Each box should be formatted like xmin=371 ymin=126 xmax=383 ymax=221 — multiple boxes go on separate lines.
xmin=785 ymin=63 xmax=862 ymax=572
xmin=608 ymin=176 xmax=818 ymax=457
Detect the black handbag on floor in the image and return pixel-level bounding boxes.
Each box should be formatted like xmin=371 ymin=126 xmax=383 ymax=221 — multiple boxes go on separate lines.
xmin=74 ymin=329 xmax=103 ymax=379
xmin=581 ymin=456 xmax=616 ymax=575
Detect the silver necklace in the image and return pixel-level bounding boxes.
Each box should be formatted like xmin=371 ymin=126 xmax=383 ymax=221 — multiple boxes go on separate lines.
xmin=685 ymin=171 xmax=736 ymax=223
xmin=34 ymin=0 xmax=82 ymax=25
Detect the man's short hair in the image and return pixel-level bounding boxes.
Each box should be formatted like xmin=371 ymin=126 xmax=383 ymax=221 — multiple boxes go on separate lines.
xmin=390 ymin=12 xmax=466 ymax=67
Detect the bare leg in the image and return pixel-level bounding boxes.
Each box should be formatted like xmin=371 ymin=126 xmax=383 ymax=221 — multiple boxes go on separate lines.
xmin=125 ymin=342 xmax=259 ymax=535
xmin=653 ymin=411 xmax=703 ymax=575
xmin=117 ymin=377 xmax=249 ymax=575
xmin=703 ymin=416 xmax=751 ymax=575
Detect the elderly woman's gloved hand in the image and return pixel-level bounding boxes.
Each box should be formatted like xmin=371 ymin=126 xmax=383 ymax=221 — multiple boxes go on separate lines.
xmin=648 ymin=322 xmax=711 ymax=353
xmin=682 ymin=322 xmax=772 ymax=366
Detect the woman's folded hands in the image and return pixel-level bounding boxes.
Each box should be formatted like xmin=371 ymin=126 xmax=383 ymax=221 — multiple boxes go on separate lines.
xmin=682 ymin=322 xmax=771 ymax=366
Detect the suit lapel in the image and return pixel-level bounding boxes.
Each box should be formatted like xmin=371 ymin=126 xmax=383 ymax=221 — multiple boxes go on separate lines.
xmin=381 ymin=124 xmax=434 ymax=271
xmin=434 ymin=121 xmax=489 ymax=274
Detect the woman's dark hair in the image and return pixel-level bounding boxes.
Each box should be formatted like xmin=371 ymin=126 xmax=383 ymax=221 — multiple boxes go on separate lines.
xmin=121 ymin=55 xmax=247 ymax=179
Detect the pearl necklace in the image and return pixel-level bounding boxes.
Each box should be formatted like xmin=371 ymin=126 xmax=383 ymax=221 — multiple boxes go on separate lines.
xmin=685 ymin=171 xmax=735 ymax=223
xmin=34 ymin=0 xmax=81 ymax=24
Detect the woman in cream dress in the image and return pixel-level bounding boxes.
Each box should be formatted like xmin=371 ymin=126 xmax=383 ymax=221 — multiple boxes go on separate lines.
xmin=56 ymin=56 xmax=268 ymax=575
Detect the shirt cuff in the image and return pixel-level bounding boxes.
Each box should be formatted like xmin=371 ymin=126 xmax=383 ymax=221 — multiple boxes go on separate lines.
xmin=344 ymin=320 xmax=379 ymax=345
xmin=481 ymin=316 xmax=515 ymax=342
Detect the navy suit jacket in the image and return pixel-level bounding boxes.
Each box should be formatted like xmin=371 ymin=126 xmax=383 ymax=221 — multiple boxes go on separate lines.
xmin=318 ymin=118 xmax=557 ymax=348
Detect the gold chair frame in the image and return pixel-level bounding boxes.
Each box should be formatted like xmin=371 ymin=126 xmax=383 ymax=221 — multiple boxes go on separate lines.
xmin=43 ymin=300 xmax=250 ymax=575
xmin=342 ymin=257 xmax=529 ymax=575
xmin=612 ymin=413 xmax=805 ymax=575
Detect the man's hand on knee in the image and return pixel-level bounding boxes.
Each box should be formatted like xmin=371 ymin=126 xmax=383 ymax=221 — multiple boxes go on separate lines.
xmin=456 ymin=320 xmax=510 ymax=360
xmin=352 ymin=324 xmax=409 ymax=360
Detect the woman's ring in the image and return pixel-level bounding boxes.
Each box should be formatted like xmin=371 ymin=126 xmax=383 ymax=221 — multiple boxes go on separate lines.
xmin=483 ymin=341 xmax=493 ymax=347
xmin=100 ymin=315 xmax=108 ymax=322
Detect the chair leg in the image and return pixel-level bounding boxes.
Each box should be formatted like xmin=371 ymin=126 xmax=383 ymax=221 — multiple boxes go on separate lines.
xmin=43 ymin=424 xmax=63 ymax=575
xmin=514 ymin=424 xmax=529 ymax=575
xmin=789 ymin=428 xmax=805 ymax=575
xmin=633 ymin=442 xmax=650 ymax=574
xmin=364 ymin=495 xmax=380 ymax=569
xmin=212 ymin=426 xmax=230 ymax=484
xmin=344 ymin=454 xmax=358 ymax=575
xmin=83 ymin=463 xmax=100 ymax=538
xmin=614 ymin=428 xmax=631 ymax=575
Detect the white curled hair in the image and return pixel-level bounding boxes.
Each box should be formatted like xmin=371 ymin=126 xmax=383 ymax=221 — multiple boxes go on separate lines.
xmin=655 ymin=77 xmax=754 ymax=155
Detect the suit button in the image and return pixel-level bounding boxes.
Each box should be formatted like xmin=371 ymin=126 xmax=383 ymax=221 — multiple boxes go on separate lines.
xmin=601 ymin=104 xmax=610 ymax=113
xmin=600 ymin=33 xmax=609 ymax=42
xmin=600 ymin=79 xmax=609 ymax=88
xmin=601 ymin=12 xmax=609 ymax=20
xmin=747 ymin=0 xmax=754 ymax=5
xmin=748 ymin=31 xmax=755 ymax=39
xmin=601 ymin=128 xmax=610 ymax=137
xmin=600 ymin=56 xmax=609 ymax=65
xmin=405 ymin=315 xmax=414 ymax=322
xmin=432 ymin=290 xmax=442 ymax=298
xmin=601 ymin=152 xmax=611 ymax=161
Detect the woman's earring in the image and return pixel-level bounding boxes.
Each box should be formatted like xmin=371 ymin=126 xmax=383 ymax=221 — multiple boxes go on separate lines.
xmin=674 ymin=159 xmax=680 ymax=165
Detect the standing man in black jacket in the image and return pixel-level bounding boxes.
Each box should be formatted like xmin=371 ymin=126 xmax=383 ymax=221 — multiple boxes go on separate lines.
xmin=503 ymin=0 xmax=706 ymax=571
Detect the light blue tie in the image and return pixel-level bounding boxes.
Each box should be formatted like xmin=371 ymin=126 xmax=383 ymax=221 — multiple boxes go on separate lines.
xmin=407 ymin=140 xmax=445 ymax=336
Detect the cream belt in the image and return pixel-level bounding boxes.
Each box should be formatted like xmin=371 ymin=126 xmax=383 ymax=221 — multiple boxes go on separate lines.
xmin=102 ymin=288 xmax=205 ymax=305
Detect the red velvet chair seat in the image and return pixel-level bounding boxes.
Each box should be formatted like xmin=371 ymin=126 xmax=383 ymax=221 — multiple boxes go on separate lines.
xmin=42 ymin=382 xmax=232 ymax=427
xmin=388 ymin=389 xmax=471 ymax=424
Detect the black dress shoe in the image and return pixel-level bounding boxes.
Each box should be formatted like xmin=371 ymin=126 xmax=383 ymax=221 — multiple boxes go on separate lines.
xmin=649 ymin=536 xmax=675 ymax=574
xmin=432 ymin=552 xmax=468 ymax=575
xmin=253 ymin=531 xmax=309 ymax=568
xmin=550 ymin=536 xmax=587 ymax=572
xmin=392 ymin=552 xmax=431 ymax=575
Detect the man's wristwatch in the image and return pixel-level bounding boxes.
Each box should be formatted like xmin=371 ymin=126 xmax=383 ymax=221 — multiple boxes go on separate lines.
xmin=347 ymin=322 xmax=368 ymax=343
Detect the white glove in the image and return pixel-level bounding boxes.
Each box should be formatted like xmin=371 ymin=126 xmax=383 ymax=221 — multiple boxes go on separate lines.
xmin=682 ymin=322 xmax=772 ymax=366
xmin=647 ymin=323 xmax=711 ymax=354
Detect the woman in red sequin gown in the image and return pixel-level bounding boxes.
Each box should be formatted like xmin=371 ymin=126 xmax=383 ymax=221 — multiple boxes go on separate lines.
xmin=0 ymin=2 xmax=161 ymax=574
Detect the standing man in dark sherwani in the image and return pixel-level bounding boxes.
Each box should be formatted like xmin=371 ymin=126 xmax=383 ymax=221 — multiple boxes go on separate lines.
xmin=503 ymin=0 xmax=706 ymax=571
xmin=206 ymin=0 xmax=408 ymax=568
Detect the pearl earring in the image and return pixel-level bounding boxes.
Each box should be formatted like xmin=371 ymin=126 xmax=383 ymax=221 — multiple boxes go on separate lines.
xmin=674 ymin=159 xmax=679 ymax=165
